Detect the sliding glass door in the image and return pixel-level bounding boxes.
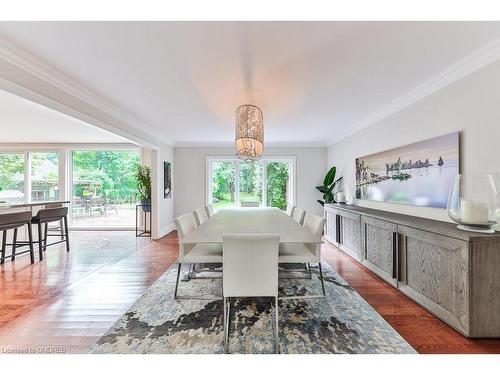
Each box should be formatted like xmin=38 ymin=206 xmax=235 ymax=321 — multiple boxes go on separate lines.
xmin=71 ymin=150 xmax=140 ymax=228
xmin=208 ymin=158 xmax=294 ymax=211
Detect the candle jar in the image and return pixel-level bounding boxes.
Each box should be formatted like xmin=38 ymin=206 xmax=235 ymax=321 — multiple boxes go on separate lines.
xmin=447 ymin=174 xmax=500 ymax=233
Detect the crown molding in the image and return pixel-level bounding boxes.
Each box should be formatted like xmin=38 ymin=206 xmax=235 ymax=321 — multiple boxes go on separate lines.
xmin=327 ymin=38 xmax=500 ymax=146
xmin=0 ymin=36 xmax=174 ymax=147
xmin=174 ymin=141 xmax=327 ymax=148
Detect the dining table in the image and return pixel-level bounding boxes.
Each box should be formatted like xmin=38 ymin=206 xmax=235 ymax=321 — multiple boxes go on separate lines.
xmin=181 ymin=207 xmax=322 ymax=245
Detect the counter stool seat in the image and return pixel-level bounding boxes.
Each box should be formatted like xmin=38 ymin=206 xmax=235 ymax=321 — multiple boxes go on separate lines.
xmin=0 ymin=211 xmax=35 ymax=264
xmin=31 ymin=207 xmax=70 ymax=260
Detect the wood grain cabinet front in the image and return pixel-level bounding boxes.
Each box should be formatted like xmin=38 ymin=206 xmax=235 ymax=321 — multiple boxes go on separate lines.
xmin=339 ymin=210 xmax=362 ymax=261
xmin=324 ymin=204 xmax=500 ymax=337
xmin=397 ymin=225 xmax=470 ymax=336
xmin=324 ymin=206 xmax=340 ymax=246
xmin=361 ymin=216 xmax=398 ymax=287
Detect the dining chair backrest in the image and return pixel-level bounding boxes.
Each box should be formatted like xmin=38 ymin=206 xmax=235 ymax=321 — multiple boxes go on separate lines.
xmin=241 ymin=201 xmax=259 ymax=207
xmin=285 ymin=204 xmax=295 ymax=217
xmin=174 ymin=213 xmax=197 ymax=258
xmin=0 ymin=211 xmax=32 ymax=231
xmin=223 ymin=234 xmax=279 ymax=298
xmin=291 ymin=207 xmax=306 ymax=225
xmin=193 ymin=207 xmax=208 ymax=226
xmin=303 ymin=213 xmax=326 ymax=237
xmin=205 ymin=204 xmax=214 ymax=218
xmin=36 ymin=207 xmax=68 ymax=223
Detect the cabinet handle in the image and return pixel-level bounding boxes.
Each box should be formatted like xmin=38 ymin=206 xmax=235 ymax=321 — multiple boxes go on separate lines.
xmin=392 ymin=232 xmax=398 ymax=279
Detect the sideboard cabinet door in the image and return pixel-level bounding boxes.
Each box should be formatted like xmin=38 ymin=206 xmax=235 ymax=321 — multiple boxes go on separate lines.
xmin=338 ymin=210 xmax=362 ymax=261
xmin=398 ymin=225 xmax=470 ymax=336
xmin=361 ymin=216 xmax=398 ymax=287
xmin=324 ymin=206 xmax=339 ymax=246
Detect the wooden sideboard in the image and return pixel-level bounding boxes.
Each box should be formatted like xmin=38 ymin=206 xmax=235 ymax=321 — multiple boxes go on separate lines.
xmin=324 ymin=203 xmax=500 ymax=338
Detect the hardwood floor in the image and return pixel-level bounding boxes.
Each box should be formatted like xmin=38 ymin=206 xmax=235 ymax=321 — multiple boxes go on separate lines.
xmin=0 ymin=231 xmax=178 ymax=353
xmin=0 ymin=230 xmax=499 ymax=354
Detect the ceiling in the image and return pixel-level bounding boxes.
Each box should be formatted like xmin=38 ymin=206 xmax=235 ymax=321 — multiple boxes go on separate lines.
xmin=0 ymin=88 xmax=129 ymax=143
xmin=1 ymin=21 xmax=500 ymax=146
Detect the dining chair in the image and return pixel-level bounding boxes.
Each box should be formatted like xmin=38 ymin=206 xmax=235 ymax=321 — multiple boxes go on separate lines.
xmin=291 ymin=207 xmax=306 ymax=225
xmin=0 ymin=211 xmax=35 ymax=264
xmin=174 ymin=213 xmax=222 ymax=299
xmin=279 ymin=213 xmax=326 ymax=298
xmin=285 ymin=204 xmax=295 ymax=217
xmin=205 ymin=204 xmax=214 ymax=218
xmin=241 ymin=201 xmax=259 ymax=207
xmin=222 ymin=234 xmax=280 ymax=354
xmin=193 ymin=207 xmax=208 ymax=227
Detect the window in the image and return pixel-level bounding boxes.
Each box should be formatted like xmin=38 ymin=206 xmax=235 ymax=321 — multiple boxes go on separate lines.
xmin=266 ymin=161 xmax=290 ymax=210
xmin=0 ymin=153 xmax=25 ymax=203
xmin=207 ymin=157 xmax=295 ymax=211
xmin=71 ymin=150 xmax=140 ymax=228
xmin=239 ymin=161 xmax=263 ymax=206
xmin=31 ymin=152 xmax=59 ymax=202
xmin=210 ymin=161 xmax=237 ymax=210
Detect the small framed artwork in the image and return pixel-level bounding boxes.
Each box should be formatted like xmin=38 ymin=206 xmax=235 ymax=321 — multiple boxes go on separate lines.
xmin=164 ymin=161 xmax=172 ymax=198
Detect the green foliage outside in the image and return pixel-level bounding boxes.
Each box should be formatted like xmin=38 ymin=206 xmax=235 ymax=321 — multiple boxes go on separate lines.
xmin=0 ymin=153 xmax=24 ymax=193
xmin=72 ymin=150 xmax=140 ymax=203
xmin=212 ymin=162 xmax=236 ymax=203
xmin=211 ymin=160 xmax=289 ymax=210
xmin=266 ymin=162 xmax=289 ymax=210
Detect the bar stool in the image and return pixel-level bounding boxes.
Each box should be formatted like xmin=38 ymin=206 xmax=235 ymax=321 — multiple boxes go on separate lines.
xmin=0 ymin=211 xmax=35 ymax=264
xmin=31 ymin=207 xmax=70 ymax=261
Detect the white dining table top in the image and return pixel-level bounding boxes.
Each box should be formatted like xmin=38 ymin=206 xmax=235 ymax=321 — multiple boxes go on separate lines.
xmin=181 ymin=207 xmax=322 ymax=244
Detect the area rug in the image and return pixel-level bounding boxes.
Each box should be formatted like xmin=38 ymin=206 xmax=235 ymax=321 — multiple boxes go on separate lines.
xmin=90 ymin=262 xmax=416 ymax=354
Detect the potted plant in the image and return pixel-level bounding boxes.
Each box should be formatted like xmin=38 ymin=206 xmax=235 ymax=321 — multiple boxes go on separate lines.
xmin=136 ymin=164 xmax=152 ymax=212
xmin=316 ymin=166 xmax=343 ymax=206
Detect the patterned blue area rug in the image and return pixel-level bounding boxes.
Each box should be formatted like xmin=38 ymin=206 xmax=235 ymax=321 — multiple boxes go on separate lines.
xmin=90 ymin=261 xmax=416 ymax=354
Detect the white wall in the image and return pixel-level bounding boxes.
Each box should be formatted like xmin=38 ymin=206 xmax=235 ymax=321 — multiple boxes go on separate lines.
xmin=147 ymin=143 xmax=175 ymax=239
xmin=327 ymin=60 xmax=500 ymax=222
xmin=174 ymin=146 xmax=326 ymax=218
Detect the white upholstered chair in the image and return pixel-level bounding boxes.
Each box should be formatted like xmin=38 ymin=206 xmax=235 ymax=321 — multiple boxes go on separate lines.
xmin=285 ymin=204 xmax=295 ymax=217
xmin=291 ymin=207 xmax=306 ymax=225
xmin=174 ymin=213 xmax=222 ymax=299
xmin=279 ymin=213 xmax=326 ymax=297
xmin=205 ymin=204 xmax=214 ymax=218
xmin=222 ymin=234 xmax=280 ymax=353
xmin=193 ymin=207 xmax=208 ymax=226
xmin=240 ymin=201 xmax=259 ymax=207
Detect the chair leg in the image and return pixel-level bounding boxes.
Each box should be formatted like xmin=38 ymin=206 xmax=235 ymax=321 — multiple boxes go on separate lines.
xmin=27 ymin=223 xmax=34 ymax=264
xmin=274 ymin=296 xmax=280 ymax=354
xmin=11 ymin=228 xmax=17 ymax=261
xmin=59 ymin=219 xmax=64 ymax=240
xmin=307 ymin=263 xmax=312 ymax=279
xmin=37 ymin=222 xmax=43 ymax=261
xmin=318 ymin=262 xmax=326 ymax=296
xmin=173 ymin=262 xmax=182 ymax=299
xmin=1 ymin=230 xmax=6 ymax=264
xmin=63 ymin=215 xmax=70 ymax=252
xmin=43 ymin=223 xmax=48 ymax=251
xmin=224 ymin=297 xmax=230 ymax=354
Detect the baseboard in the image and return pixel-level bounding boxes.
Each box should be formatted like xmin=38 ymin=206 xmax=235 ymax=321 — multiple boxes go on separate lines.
xmin=155 ymin=222 xmax=176 ymax=239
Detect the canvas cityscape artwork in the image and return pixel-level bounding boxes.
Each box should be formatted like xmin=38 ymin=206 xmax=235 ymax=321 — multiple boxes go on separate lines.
xmin=355 ymin=132 xmax=460 ymax=208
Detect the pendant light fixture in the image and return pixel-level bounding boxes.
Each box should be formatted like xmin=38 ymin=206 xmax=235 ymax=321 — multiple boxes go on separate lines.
xmin=235 ymin=104 xmax=264 ymax=161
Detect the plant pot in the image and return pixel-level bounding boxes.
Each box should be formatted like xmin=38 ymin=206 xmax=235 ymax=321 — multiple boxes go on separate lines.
xmin=140 ymin=199 xmax=151 ymax=212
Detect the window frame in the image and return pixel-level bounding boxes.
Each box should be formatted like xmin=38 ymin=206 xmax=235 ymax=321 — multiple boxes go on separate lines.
xmin=206 ymin=156 xmax=296 ymax=209
xmin=0 ymin=144 xmax=141 ymax=230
